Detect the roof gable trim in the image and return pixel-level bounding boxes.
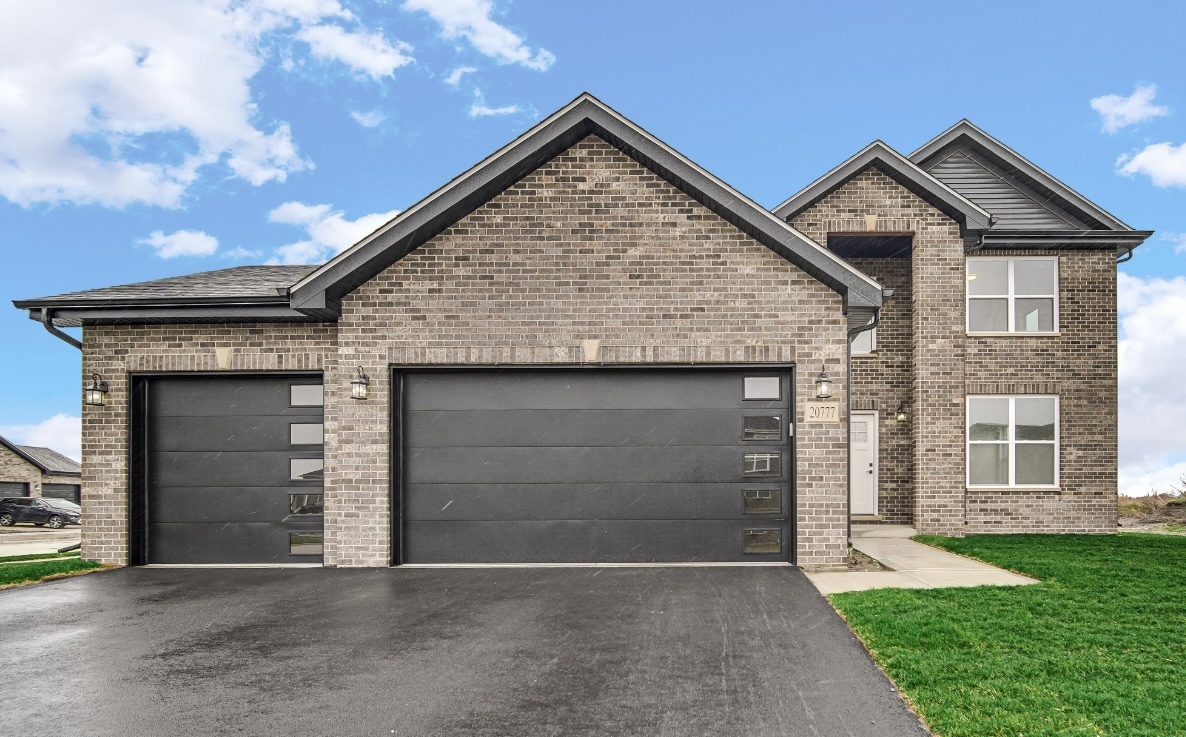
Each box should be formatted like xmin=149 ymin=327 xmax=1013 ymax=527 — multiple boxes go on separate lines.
xmin=910 ymin=120 xmax=1132 ymax=231
xmin=772 ymin=141 xmax=993 ymax=231
xmin=288 ymin=93 xmax=884 ymax=316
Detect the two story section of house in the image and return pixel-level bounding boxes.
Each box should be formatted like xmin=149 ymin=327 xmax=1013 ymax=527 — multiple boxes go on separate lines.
xmin=13 ymin=94 xmax=1148 ymax=569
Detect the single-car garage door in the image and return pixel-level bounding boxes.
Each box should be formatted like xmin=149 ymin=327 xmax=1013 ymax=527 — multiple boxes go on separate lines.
xmin=0 ymin=482 xmax=29 ymax=498
xmin=42 ymin=484 xmax=81 ymax=504
xmin=141 ymin=376 xmax=324 ymax=564
xmin=397 ymin=369 xmax=793 ymax=564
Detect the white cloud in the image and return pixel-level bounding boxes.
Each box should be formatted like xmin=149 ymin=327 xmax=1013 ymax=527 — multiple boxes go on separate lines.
xmin=266 ymin=201 xmax=399 ymax=264
xmin=1090 ymin=83 xmax=1170 ymax=133
xmin=137 ymin=229 xmax=219 ymax=259
xmin=350 ymin=110 xmax=386 ymax=128
xmin=1118 ymin=142 xmax=1186 ymax=187
xmin=1118 ymin=273 xmax=1186 ymax=493
xmin=224 ymin=246 xmax=263 ymax=260
xmin=296 ymin=24 xmax=413 ymax=80
xmin=0 ymin=0 xmax=408 ymax=209
xmin=469 ymin=90 xmax=518 ymax=117
xmin=1162 ymin=233 xmax=1186 ymax=255
xmin=0 ymin=414 xmax=81 ymax=462
xmin=1120 ymin=458 xmax=1186 ymax=497
xmin=404 ymin=0 xmax=555 ymax=71
xmin=445 ymin=65 xmax=477 ymax=85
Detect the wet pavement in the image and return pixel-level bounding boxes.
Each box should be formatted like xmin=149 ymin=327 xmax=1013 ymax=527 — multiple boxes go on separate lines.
xmin=0 ymin=566 xmax=930 ymax=736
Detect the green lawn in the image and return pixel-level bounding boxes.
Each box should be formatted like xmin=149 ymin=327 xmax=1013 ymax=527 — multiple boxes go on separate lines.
xmin=0 ymin=558 xmax=104 ymax=588
xmin=0 ymin=550 xmax=82 ymax=563
xmin=830 ymin=534 xmax=1186 ymax=737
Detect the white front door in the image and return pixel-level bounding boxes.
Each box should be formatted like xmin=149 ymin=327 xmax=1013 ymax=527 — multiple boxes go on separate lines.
xmin=850 ymin=411 xmax=878 ymax=516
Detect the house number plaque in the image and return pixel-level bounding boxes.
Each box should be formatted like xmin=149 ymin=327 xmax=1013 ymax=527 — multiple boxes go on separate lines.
xmin=804 ymin=401 xmax=840 ymax=423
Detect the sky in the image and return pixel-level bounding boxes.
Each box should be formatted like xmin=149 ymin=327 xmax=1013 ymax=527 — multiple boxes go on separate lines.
xmin=0 ymin=0 xmax=1184 ymax=495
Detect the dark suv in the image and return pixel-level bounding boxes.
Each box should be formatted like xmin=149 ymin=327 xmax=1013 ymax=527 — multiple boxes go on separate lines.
xmin=0 ymin=497 xmax=82 ymax=528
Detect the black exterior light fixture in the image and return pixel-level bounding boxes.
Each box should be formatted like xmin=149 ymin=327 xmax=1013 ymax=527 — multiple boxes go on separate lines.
xmin=814 ymin=370 xmax=832 ymax=399
xmin=84 ymin=373 xmax=109 ymax=406
xmin=895 ymin=401 xmax=910 ymax=423
xmin=350 ymin=366 xmax=370 ymax=400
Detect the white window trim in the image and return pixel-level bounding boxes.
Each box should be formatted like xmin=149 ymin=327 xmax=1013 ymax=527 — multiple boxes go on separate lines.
xmin=966 ymin=394 xmax=1060 ymax=489
xmin=966 ymin=256 xmax=1059 ymax=335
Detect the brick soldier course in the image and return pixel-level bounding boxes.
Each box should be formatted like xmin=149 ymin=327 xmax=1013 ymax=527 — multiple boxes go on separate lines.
xmin=14 ymin=94 xmax=1148 ymax=568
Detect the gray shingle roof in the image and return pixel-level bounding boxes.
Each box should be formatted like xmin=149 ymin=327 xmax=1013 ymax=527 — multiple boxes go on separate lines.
xmin=16 ymin=265 xmax=317 ymax=306
xmin=17 ymin=446 xmax=81 ymax=475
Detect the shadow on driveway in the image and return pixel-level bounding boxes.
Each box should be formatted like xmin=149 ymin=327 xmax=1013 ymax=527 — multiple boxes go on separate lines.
xmin=0 ymin=566 xmax=929 ymax=736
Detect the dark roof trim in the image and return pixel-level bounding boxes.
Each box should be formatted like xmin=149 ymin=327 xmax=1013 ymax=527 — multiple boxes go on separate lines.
xmin=910 ymin=120 xmax=1132 ymax=232
xmin=975 ymin=230 xmax=1153 ymax=250
xmin=771 ymin=141 xmax=993 ymax=231
xmin=0 ymin=434 xmax=57 ymax=475
xmin=290 ymin=93 xmax=883 ymax=315
xmin=24 ymin=305 xmax=317 ymax=329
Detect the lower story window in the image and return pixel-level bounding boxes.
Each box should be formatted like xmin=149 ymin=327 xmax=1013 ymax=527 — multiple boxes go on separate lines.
xmin=967 ymin=395 xmax=1058 ymax=487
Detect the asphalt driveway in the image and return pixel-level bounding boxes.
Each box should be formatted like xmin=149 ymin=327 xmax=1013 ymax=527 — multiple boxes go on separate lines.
xmin=0 ymin=566 xmax=929 ymax=736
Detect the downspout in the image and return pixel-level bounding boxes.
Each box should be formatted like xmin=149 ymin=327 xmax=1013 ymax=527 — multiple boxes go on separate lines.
xmin=1115 ymin=246 xmax=1134 ymax=264
xmin=40 ymin=309 xmax=82 ymax=350
xmin=844 ymin=297 xmax=888 ymax=549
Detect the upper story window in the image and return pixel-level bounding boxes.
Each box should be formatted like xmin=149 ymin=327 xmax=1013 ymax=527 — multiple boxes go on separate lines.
xmin=967 ymin=257 xmax=1058 ymax=334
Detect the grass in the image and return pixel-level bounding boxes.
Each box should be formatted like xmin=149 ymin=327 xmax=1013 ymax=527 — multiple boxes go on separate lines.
xmin=830 ymin=534 xmax=1186 ymax=737
xmin=0 ymin=558 xmax=105 ymax=589
xmin=0 ymin=550 xmax=81 ymax=563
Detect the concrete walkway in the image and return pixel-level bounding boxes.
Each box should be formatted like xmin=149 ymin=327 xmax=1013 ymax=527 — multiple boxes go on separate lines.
xmin=0 ymin=528 xmax=81 ymax=558
xmin=807 ymin=524 xmax=1038 ymax=595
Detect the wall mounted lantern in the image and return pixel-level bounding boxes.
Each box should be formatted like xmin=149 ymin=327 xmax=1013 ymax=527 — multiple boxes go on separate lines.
xmin=895 ymin=401 xmax=910 ymax=423
xmin=814 ymin=370 xmax=832 ymax=399
xmin=350 ymin=367 xmax=370 ymax=400
xmin=84 ymin=373 xmax=109 ymax=407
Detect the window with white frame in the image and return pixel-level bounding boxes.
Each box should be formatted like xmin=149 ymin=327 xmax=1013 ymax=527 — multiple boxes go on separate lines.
xmin=967 ymin=257 xmax=1058 ymax=333
xmin=967 ymin=396 xmax=1059 ymax=487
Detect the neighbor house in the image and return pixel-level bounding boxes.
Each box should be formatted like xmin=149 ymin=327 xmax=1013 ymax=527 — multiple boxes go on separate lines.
xmin=0 ymin=434 xmax=82 ymax=503
xmin=13 ymin=94 xmax=1149 ymax=568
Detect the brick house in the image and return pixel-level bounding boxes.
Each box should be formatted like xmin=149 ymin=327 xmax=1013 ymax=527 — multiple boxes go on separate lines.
xmin=0 ymin=434 xmax=82 ymax=503
xmin=13 ymin=94 xmax=1149 ymax=568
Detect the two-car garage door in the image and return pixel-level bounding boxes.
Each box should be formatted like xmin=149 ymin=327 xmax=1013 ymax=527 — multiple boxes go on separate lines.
xmin=399 ymin=370 xmax=792 ymax=563
xmin=139 ymin=369 xmax=792 ymax=565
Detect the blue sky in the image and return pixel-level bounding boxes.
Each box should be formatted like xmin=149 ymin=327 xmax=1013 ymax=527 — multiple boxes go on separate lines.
xmin=1 ymin=0 xmax=1184 ymax=493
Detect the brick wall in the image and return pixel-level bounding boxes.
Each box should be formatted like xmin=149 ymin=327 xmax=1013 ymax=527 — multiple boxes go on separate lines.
xmin=791 ymin=167 xmax=966 ymax=534
xmin=80 ymin=323 xmax=335 ymax=564
xmin=334 ymin=135 xmax=852 ymax=567
xmin=0 ymin=444 xmax=41 ymax=496
xmin=964 ymin=250 xmax=1118 ymax=532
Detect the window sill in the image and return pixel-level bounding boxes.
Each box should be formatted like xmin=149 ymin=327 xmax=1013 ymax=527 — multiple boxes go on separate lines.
xmin=966 ymin=332 xmax=1061 ymax=338
xmin=967 ymin=486 xmax=1061 ymax=493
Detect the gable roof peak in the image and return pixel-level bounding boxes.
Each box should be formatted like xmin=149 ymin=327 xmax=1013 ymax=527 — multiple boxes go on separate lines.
xmin=910 ymin=119 xmax=1133 ymax=231
xmin=288 ymin=93 xmax=883 ymax=317
xmin=772 ymin=138 xmax=992 ymax=230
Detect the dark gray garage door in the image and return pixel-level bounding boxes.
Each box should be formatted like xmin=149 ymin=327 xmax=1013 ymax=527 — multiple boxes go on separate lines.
xmin=145 ymin=376 xmax=324 ymax=564
xmin=399 ymin=370 xmax=793 ymax=563
xmin=0 ymin=481 xmax=29 ymax=498
xmin=42 ymin=484 xmax=80 ymax=504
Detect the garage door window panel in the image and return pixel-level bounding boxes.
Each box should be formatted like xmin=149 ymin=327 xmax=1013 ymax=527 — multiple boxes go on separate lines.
xmin=743 ymin=416 xmax=782 ymax=441
xmin=290 ymin=384 xmax=324 ymax=407
xmin=743 ymin=452 xmax=782 ymax=477
xmin=743 ymin=489 xmax=781 ymax=515
xmin=290 ymin=458 xmax=324 ymax=482
xmin=290 ymin=423 xmax=324 ymax=445
xmin=744 ymin=529 xmax=781 ymax=554
xmin=290 ymin=532 xmax=323 ymax=555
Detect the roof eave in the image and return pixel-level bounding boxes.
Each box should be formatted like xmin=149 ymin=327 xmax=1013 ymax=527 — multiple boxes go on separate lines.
xmin=772 ymin=141 xmax=994 ymax=231
xmin=24 ymin=303 xmax=319 ymax=328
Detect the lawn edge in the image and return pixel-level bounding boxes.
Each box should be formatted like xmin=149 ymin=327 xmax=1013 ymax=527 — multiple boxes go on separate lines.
xmin=0 ymin=563 xmax=119 ymax=591
xmin=909 ymin=535 xmax=1048 ymax=581
xmin=824 ymin=595 xmax=938 ymax=736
